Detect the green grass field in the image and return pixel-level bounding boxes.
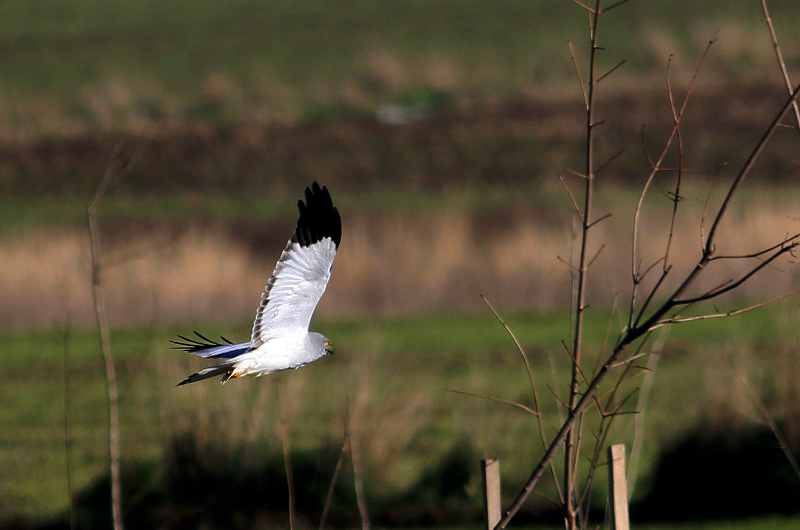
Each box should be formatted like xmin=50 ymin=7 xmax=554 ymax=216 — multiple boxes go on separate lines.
xmin=1 ymin=0 xmax=798 ymax=135
xmin=3 ymin=305 xmax=799 ymax=525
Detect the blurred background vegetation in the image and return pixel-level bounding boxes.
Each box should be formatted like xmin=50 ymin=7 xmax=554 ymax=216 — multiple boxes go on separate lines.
xmin=1 ymin=0 xmax=799 ymax=528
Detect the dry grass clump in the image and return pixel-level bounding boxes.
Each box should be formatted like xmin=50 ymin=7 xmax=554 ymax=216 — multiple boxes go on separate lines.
xmin=2 ymin=189 xmax=797 ymax=330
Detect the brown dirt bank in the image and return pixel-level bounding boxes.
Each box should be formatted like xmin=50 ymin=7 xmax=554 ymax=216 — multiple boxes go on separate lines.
xmin=1 ymin=81 xmax=797 ymax=196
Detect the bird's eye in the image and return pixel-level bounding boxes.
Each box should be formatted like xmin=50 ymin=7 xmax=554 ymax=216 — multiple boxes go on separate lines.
xmin=324 ymin=340 xmax=330 ymax=347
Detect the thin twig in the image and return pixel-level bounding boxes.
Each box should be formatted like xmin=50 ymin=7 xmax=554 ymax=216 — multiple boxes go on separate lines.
xmin=558 ymin=173 xmax=585 ymax=223
xmin=603 ymin=0 xmax=634 ymax=12
xmin=569 ymin=0 xmax=596 ymax=14
xmin=349 ymin=387 xmax=370 ymax=530
xmin=586 ymin=243 xmax=606 ymax=268
xmin=707 ymin=232 xmax=800 ymax=262
xmin=577 ymin=372 xmax=639 ymax=524
xmin=662 ymin=56 xmax=685 ymax=272
xmin=276 ymin=381 xmax=296 ymax=530
xmin=319 ymin=402 xmax=351 ymax=530
xmin=595 ymin=150 xmax=624 ymax=176
xmin=447 ymin=388 xmax=539 ymax=416
xmin=673 ymin=243 xmax=799 ymax=305
xmin=557 ymin=255 xmax=582 ymax=273
xmin=657 ymin=287 xmax=800 ymax=325
xmin=563 ymin=166 xmax=589 ymax=179
xmin=627 ymin=329 xmax=667 ymax=497
xmin=587 ymin=213 xmax=612 ymax=229
xmin=704 ymin=81 xmax=800 ymax=256
xmin=569 ymin=41 xmax=589 ymax=110
xmin=740 ymin=374 xmax=800 ymax=482
xmin=596 ymin=60 xmax=626 ymax=85
xmin=63 ymin=316 xmax=76 ymax=530
xmin=547 ymin=350 xmax=566 ymax=425
xmin=630 ymin=41 xmax=715 ymax=330
xmin=482 ymin=295 xmax=538 ymax=410
xmin=608 ymin=350 xmax=660 ymax=369
xmin=760 ymin=0 xmax=800 ymax=134
xmin=633 ymin=265 xmax=671 ymax=328
xmin=351 ymin=435 xmax=370 ymax=529
xmin=699 ymin=166 xmax=724 ymax=250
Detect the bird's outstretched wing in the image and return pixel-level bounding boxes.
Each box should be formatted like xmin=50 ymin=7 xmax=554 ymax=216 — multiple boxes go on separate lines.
xmin=250 ymin=182 xmax=341 ymax=349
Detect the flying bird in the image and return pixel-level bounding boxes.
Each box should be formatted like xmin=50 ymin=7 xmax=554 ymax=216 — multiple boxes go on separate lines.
xmin=173 ymin=182 xmax=341 ymax=385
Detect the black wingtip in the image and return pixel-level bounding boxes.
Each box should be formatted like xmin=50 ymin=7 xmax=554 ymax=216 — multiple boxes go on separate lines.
xmin=294 ymin=181 xmax=342 ymax=248
xmin=170 ymin=331 xmax=234 ymax=353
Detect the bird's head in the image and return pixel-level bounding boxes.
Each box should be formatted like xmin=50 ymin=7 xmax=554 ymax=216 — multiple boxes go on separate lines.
xmin=309 ymin=332 xmax=334 ymax=357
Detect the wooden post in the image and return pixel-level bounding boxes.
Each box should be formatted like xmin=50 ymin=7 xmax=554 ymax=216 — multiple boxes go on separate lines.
xmin=607 ymin=444 xmax=630 ymax=530
xmin=481 ymin=458 xmax=501 ymax=530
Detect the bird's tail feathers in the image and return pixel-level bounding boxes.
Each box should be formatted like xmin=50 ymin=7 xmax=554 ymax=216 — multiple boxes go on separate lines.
xmin=177 ymin=362 xmax=236 ymax=386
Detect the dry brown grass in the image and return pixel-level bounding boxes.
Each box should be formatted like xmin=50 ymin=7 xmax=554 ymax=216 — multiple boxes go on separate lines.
xmin=2 ymin=186 xmax=797 ymax=330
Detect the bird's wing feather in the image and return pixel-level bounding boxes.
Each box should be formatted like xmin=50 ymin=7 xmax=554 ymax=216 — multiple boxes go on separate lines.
xmin=250 ymin=182 xmax=341 ymax=348
xmin=170 ymin=333 xmax=251 ymax=359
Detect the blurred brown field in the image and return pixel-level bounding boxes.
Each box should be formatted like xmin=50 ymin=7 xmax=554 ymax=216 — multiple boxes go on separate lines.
xmin=3 ymin=79 xmax=799 ymax=332
xmin=2 ymin=181 xmax=797 ymax=330
xmin=2 ymin=81 xmax=798 ymax=197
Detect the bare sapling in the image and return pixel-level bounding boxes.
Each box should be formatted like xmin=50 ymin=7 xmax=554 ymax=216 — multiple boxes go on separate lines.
xmin=87 ymin=137 xmax=151 ymax=529
xmin=484 ymin=1 xmax=800 ymax=528
xmin=87 ymin=145 xmax=139 ymax=530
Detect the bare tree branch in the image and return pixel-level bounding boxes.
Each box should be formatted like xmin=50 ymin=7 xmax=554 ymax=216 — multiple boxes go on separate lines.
xmin=707 ymin=232 xmax=800 ymax=262
xmin=630 ymin=40 xmax=715 ymax=330
xmin=760 ymin=0 xmax=800 ymax=134
xmin=673 ymin=242 xmax=798 ymax=305
xmin=656 ymin=287 xmax=800 ymax=326
xmin=564 ymin=3 xmax=604 ymax=526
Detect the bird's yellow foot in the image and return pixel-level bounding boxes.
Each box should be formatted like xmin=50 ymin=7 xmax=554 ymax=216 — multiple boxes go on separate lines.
xmin=222 ymin=368 xmax=245 ymax=384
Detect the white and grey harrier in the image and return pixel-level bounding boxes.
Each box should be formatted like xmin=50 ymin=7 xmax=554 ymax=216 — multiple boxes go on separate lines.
xmin=173 ymin=182 xmax=341 ymax=385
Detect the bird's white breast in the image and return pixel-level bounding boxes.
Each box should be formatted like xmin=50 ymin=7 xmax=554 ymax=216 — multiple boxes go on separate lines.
xmin=236 ymin=329 xmax=315 ymax=376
